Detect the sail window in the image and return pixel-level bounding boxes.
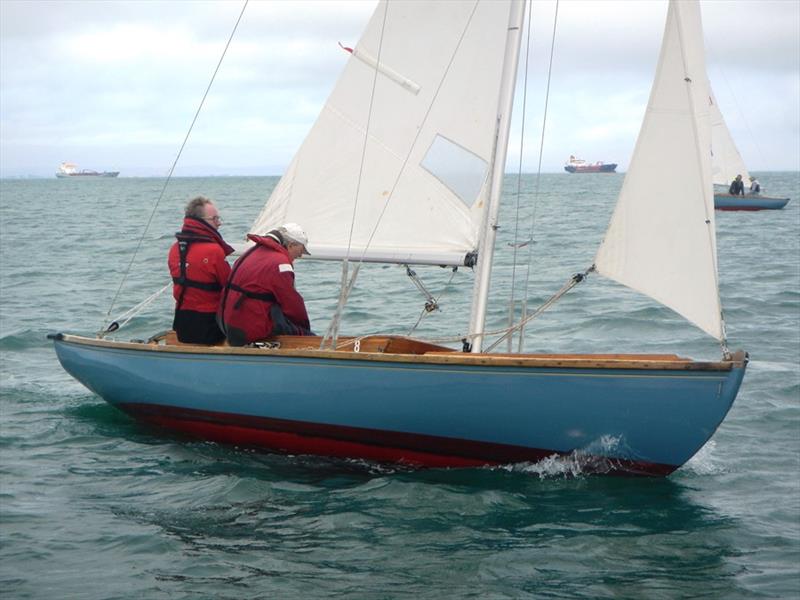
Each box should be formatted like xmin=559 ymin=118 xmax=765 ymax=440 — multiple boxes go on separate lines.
xmin=421 ymin=134 xmax=488 ymax=207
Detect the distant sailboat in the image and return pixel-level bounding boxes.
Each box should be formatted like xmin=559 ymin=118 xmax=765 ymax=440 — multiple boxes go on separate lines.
xmin=708 ymin=91 xmax=789 ymax=210
xmin=50 ymin=0 xmax=746 ymax=476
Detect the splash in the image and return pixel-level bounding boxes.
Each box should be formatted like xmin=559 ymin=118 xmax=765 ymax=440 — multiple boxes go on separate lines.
xmin=500 ymin=435 xmax=630 ymax=479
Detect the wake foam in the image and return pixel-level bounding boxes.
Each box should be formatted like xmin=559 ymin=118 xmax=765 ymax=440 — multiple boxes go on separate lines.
xmin=681 ymin=440 xmax=723 ymax=476
xmin=500 ymin=435 xmax=629 ymax=478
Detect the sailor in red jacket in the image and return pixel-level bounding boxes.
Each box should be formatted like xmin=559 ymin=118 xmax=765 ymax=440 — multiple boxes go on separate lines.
xmin=168 ymin=196 xmax=234 ymax=344
xmin=220 ymin=223 xmax=313 ymax=346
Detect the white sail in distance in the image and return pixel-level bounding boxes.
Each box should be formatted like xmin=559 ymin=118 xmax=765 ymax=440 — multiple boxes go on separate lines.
xmin=709 ymin=87 xmax=751 ymax=187
xmin=251 ymin=0 xmax=513 ymax=266
xmin=595 ymin=0 xmax=724 ymax=341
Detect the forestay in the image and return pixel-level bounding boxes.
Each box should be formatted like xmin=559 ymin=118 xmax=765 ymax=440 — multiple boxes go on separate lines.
xmin=251 ymin=0 xmax=513 ymax=267
xmin=595 ymin=0 xmax=724 ymax=341
xmin=709 ymin=87 xmax=751 ymax=187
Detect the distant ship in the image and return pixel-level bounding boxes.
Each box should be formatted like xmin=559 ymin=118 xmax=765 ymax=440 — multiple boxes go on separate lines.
xmin=56 ymin=162 xmax=119 ymax=178
xmin=564 ymin=155 xmax=617 ymax=173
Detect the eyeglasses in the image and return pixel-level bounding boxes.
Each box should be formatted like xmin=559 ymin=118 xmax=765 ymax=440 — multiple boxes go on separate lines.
xmin=204 ymin=215 xmax=222 ymax=224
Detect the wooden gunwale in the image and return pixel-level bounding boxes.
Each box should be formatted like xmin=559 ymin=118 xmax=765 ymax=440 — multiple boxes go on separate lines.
xmin=56 ymin=333 xmax=743 ymax=371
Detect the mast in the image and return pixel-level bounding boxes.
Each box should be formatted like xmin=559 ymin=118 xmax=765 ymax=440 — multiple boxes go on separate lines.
xmin=468 ymin=0 xmax=526 ymax=353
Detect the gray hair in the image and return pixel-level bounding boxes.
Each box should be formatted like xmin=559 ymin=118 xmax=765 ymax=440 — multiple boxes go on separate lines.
xmin=185 ymin=196 xmax=213 ymax=219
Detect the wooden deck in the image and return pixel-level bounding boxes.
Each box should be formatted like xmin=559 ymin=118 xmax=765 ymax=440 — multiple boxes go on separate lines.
xmin=53 ymin=332 xmax=745 ymax=372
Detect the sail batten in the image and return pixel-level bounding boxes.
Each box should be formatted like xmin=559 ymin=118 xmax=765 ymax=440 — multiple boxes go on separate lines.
xmin=595 ymin=0 xmax=724 ymax=341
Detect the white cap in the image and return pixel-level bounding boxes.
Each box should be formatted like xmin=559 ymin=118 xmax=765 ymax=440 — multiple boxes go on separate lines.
xmin=281 ymin=222 xmax=310 ymax=255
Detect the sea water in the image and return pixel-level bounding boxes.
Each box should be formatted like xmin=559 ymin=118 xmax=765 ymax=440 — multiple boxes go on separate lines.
xmin=1 ymin=173 xmax=798 ymax=598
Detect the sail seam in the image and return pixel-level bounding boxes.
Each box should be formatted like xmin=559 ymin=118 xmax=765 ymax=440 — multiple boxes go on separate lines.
xmin=322 ymin=103 xmax=405 ymax=163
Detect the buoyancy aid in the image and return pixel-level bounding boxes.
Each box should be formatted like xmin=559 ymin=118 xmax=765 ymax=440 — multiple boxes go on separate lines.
xmin=221 ymin=245 xmax=277 ymax=312
xmin=219 ymin=232 xmax=311 ymax=345
xmin=168 ymin=217 xmax=234 ymax=313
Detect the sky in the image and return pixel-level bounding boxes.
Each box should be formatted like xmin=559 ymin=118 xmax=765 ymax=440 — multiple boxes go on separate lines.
xmin=1 ymin=0 xmax=798 ymax=178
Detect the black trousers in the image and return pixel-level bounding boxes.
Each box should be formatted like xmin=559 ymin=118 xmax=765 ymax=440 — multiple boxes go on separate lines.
xmin=268 ymin=304 xmax=314 ymax=336
xmin=173 ymin=310 xmax=225 ymax=344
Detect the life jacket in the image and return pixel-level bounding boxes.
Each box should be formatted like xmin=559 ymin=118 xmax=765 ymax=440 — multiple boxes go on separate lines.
xmin=170 ymin=217 xmax=234 ymax=312
xmin=218 ymin=232 xmax=285 ymax=316
xmin=219 ymin=231 xmax=311 ymax=344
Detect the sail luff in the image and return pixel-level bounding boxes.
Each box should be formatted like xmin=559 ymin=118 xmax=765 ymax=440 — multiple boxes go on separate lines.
xmin=594 ymin=0 xmax=724 ymax=341
xmin=674 ymin=0 xmax=725 ymax=345
xmin=468 ymin=0 xmax=526 ymax=353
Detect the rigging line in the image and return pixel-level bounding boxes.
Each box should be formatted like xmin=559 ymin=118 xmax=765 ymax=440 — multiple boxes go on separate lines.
xmin=381 ymin=265 xmax=581 ymax=346
xmin=101 ymin=0 xmax=249 ymax=332
xmin=674 ymin=1 xmax=728 ymax=355
xmin=324 ymin=262 xmax=363 ymax=350
xmin=323 ymin=262 xmax=350 ymax=350
xmin=99 ymin=283 xmax=172 ymax=335
xmin=322 ymin=0 xmax=390 ymax=349
xmin=343 ymin=262 xmax=562 ymax=347
xmin=706 ymin=47 xmax=767 ymax=169
xmin=406 ymin=266 xmax=458 ymax=336
xmin=506 ymin=0 xmax=534 ymax=351
xmin=516 ymin=0 xmax=559 ymax=351
xmin=485 ymin=266 xmax=591 ymax=353
xmin=353 ymin=0 xmax=481 ymax=266
xmin=344 ymin=0 xmax=389 ymax=260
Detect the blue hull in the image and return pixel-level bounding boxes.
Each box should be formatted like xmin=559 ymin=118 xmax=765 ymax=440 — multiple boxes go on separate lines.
xmin=714 ymin=194 xmax=790 ymax=211
xmin=51 ymin=335 xmax=747 ymax=476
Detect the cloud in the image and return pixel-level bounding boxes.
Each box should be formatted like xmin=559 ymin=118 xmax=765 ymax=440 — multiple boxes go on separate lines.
xmin=1 ymin=0 xmax=797 ymax=177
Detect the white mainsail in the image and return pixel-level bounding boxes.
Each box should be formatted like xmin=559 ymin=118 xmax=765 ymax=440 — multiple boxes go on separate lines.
xmin=709 ymin=87 xmax=751 ymax=187
xmin=595 ymin=0 xmax=724 ymax=341
xmin=251 ymin=0 xmax=514 ymax=267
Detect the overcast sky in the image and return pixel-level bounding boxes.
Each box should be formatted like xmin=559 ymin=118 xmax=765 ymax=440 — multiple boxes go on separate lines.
xmin=1 ymin=0 xmax=798 ymax=178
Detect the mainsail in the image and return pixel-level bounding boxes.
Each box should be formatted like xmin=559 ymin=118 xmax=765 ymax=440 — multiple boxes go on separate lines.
xmin=251 ymin=0 xmax=514 ymax=267
xmin=709 ymin=87 xmax=751 ymax=187
xmin=595 ymin=0 xmax=724 ymax=341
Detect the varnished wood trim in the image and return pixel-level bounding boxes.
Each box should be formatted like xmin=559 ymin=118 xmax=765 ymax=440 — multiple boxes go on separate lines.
xmin=56 ymin=333 xmax=743 ymax=371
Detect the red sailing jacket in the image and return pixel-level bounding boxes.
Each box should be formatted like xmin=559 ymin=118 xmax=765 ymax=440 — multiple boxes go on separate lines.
xmin=168 ymin=217 xmax=234 ymax=313
xmin=220 ymin=234 xmax=310 ymax=343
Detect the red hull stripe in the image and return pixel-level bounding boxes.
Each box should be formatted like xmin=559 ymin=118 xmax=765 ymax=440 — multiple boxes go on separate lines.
xmin=119 ymin=403 xmax=676 ymax=476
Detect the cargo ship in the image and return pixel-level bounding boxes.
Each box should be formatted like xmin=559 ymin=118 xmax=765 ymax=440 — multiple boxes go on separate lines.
xmin=56 ymin=162 xmax=119 ymax=178
xmin=564 ymin=155 xmax=617 ymax=173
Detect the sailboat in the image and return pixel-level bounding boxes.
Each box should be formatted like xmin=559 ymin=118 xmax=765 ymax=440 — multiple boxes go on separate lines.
xmin=50 ymin=0 xmax=747 ymax=477
xmin=709 ymin=89 xmax=790 ymax=210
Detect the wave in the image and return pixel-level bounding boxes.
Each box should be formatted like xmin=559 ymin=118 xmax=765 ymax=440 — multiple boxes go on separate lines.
xmin=0 ymin=328 xmax=59 ymax=351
